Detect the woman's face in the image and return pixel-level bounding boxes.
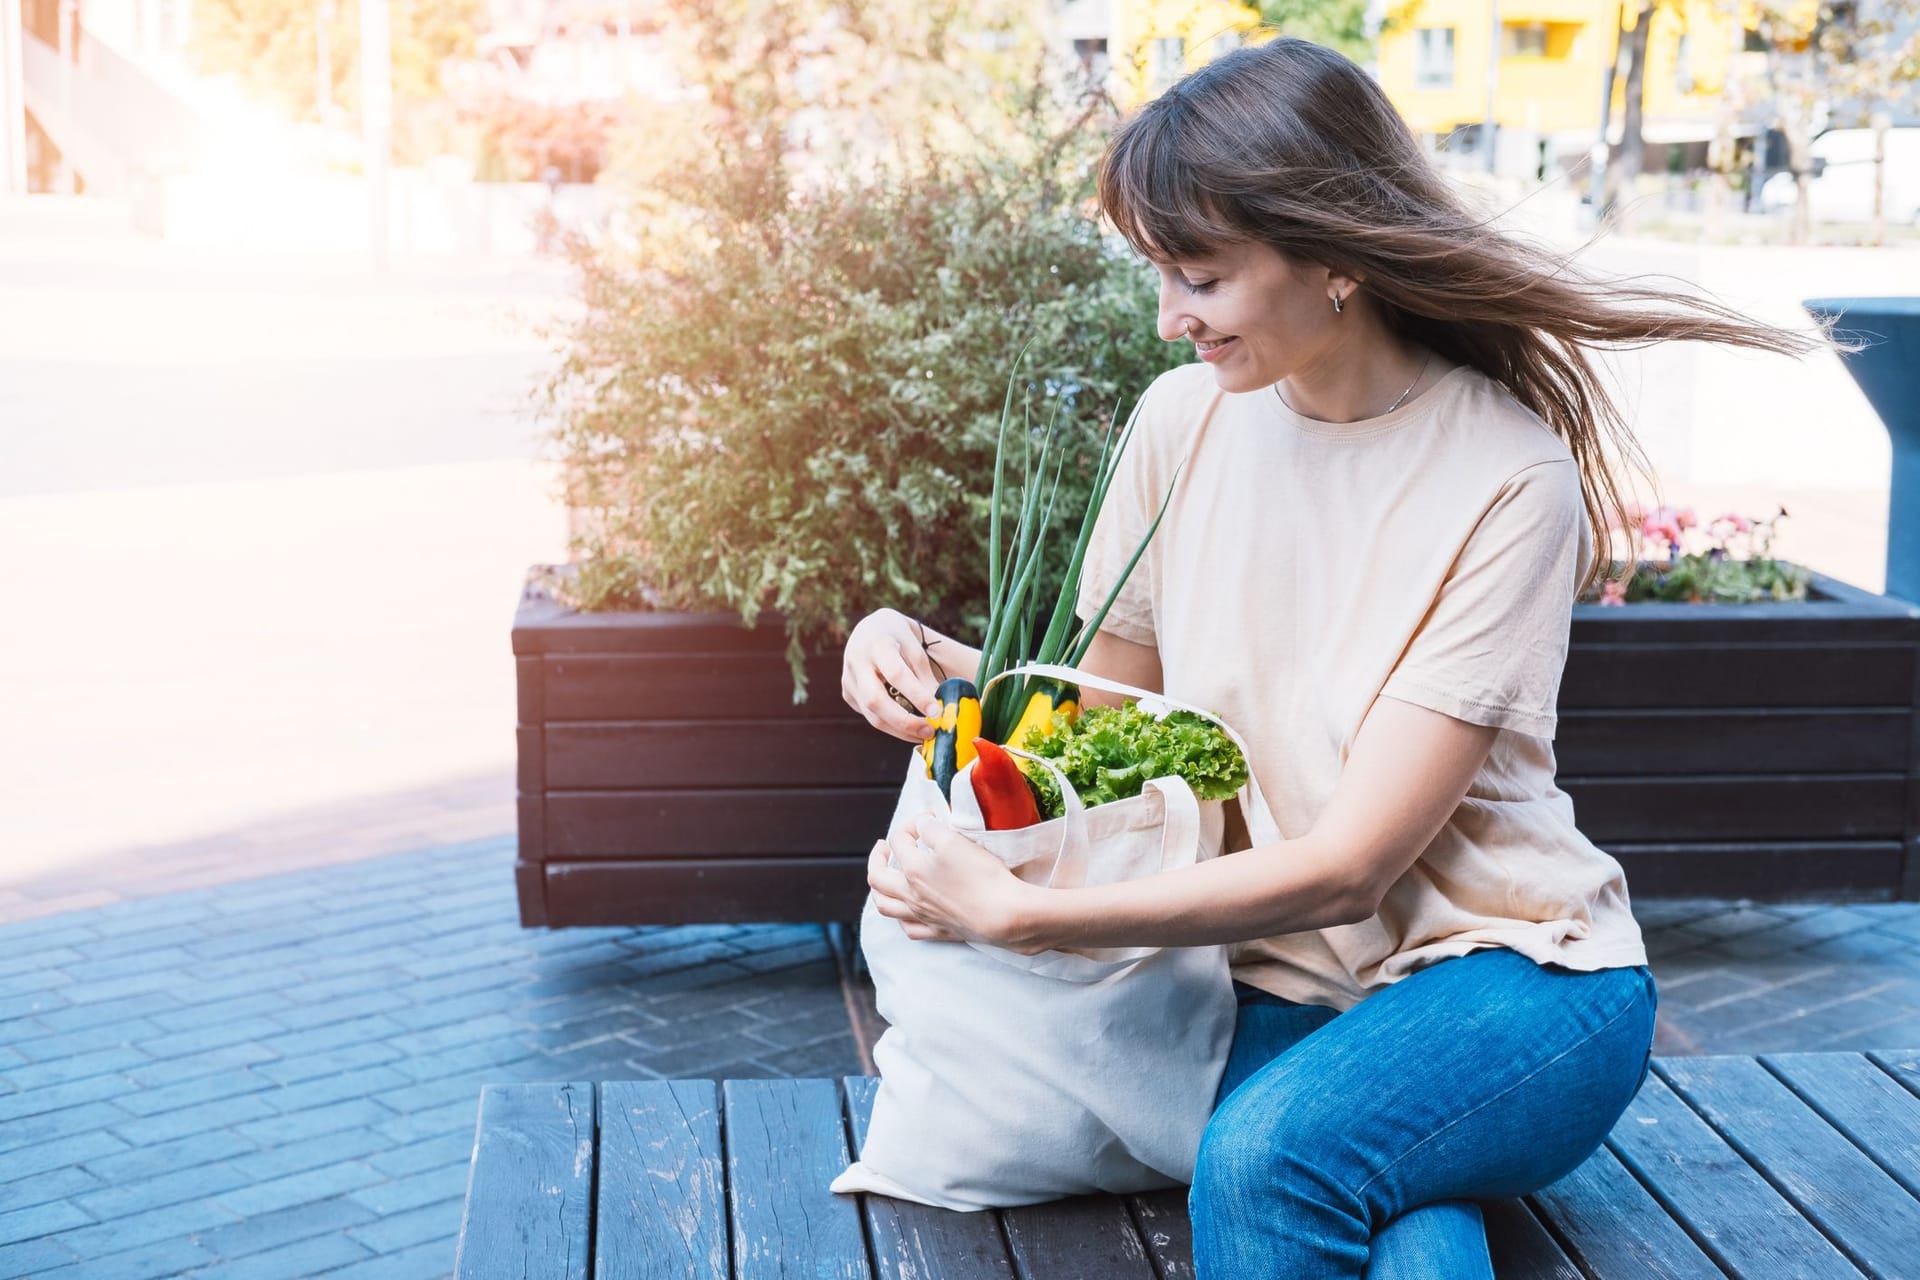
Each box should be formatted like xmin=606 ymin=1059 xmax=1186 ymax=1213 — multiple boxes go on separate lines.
xmin=1150 ymin=240 xmax=1339 ymax=394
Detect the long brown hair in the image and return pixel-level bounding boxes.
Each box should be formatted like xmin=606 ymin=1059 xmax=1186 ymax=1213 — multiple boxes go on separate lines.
xmin=1096 ymin=35 xmax=1825 ymax=598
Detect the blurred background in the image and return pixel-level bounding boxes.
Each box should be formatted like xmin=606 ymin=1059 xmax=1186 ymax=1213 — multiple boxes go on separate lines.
xmin=3 ymin=0 xmax=1916 ymax=896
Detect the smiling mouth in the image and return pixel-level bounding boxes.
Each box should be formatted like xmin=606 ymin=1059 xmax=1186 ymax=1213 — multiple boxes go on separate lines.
xmin=1194 ymin=336 xmax=1235 ymax=351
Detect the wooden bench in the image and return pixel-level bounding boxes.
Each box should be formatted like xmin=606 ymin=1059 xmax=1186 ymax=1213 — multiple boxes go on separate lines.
xmin=453 ymin=1051 xmax=1920 ymax=1278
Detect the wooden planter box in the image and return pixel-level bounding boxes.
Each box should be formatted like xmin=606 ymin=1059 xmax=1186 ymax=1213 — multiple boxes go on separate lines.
xmin=513 ymin=579 xmax=903 ymax=928
xmin=1560 ymin=569 xmax=1920 ymax=902
xmin=515 ymin=566 xmax=1920 ymax=929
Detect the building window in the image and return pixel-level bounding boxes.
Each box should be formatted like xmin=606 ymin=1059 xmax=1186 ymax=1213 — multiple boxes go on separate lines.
xmin=1415 ymin=28 xmax=1455 ymax=89
xmin=1674 ymin=33 xmax=1694 ymax=92
xmin=1073 ymin=37 xmax=1109 ymax=84
xmin=1503 ymin=23 xmax=1548 ymax=57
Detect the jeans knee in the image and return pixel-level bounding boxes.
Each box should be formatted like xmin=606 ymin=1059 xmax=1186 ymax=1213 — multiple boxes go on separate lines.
xmin=1192 ymin=1113 xmax=1354 ymax=1221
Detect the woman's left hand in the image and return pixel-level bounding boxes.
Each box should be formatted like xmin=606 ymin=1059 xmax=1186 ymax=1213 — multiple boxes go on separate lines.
xmin=867 ymin=812 xmax=1043 ymax=953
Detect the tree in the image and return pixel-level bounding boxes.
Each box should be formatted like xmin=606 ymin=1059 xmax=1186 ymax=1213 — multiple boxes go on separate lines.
xmin=592 ymin=0 xmax=1087 ymax=248
xmin=1735 ymin=0 xmax=1920 ymax=241
xmin=1601 ymin=1 xmax=1656 ymax=219
xmin=1254 ymin=0 xmax=1375 ymax=65
xmin=192 ymin=0 xmax=483 ymax=136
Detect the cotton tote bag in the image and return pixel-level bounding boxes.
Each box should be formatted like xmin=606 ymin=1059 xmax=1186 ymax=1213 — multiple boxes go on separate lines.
xmin=830 ymin=665 xmax=1250 ymax=1211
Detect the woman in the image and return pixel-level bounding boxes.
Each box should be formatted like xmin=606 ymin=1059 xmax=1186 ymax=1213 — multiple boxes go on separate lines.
xmin=840 ymin=37 xmax=1816 ymax=1279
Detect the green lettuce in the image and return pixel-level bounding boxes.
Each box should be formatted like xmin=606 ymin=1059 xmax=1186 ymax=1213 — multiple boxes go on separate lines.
xmin=1017 ymin=701 xmax=1249 ymax=820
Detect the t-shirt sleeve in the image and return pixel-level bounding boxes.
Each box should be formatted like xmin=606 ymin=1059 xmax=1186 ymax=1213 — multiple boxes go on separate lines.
xmin=1072 ymin=401 xmax=1162 ymax=647
xmin=1377 ymin=459 xmax=1588 ymax=738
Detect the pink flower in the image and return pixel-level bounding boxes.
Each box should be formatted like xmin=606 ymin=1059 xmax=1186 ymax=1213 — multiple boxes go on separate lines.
xmin=1673 ymin=507 xmax=1698 ymax=531
xmin=1600 ymin=579 xmax=1628 ymax=606
xmin=1714 ymin=512 xmax=1753 ymax=534
xmin=1641 ymin=513 xmax=1683 ymax=545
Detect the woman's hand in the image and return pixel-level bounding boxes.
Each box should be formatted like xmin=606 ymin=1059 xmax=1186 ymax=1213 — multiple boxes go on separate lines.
xmin=867 ymin=811 xmax=1046 ymax=953
xmin=841 ymin=609 xmax=945 ymax=744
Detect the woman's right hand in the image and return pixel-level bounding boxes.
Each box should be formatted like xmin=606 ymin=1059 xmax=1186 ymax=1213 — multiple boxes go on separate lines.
xmin=842 ymin=609 xmax=945 ymax=743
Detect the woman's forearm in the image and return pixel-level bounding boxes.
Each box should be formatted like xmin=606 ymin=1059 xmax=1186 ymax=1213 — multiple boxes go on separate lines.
xmin=1009 ymin=834 xmax=1372 ymax=951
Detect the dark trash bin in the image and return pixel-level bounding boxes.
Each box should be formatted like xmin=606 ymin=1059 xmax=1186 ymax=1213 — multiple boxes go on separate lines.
xmin=1803 ymin=296 xmax=1920 ymax=603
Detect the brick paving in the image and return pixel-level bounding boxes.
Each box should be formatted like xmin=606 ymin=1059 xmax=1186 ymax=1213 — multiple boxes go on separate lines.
xmin=2 ymin=838 xmax=1919 ymax=1277
xmin=1640 ymin=897 xmax=1920 ymax=1054
xmin=0 ymin=838 xmax=863 ymax=1278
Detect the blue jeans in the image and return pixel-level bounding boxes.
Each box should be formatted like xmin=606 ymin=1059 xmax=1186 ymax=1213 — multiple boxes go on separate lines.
xmin=1191 ymin=947 xmax=1657 ymax=1279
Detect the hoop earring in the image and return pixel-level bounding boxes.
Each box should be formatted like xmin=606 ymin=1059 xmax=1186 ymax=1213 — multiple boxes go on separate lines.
xmin=1331 ymin=293 xmax=1345 ymax=315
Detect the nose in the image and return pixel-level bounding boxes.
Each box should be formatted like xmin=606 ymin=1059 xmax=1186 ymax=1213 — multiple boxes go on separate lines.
xmin=1157 ymin=284 xmax=1193 ymax=343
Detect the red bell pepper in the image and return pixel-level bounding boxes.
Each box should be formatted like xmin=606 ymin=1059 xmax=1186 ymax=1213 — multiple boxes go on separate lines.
xmin=970 ymin=738 xmax=1042 ymax=830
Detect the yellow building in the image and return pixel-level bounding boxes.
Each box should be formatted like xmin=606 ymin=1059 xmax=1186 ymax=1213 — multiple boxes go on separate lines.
xmin=1375 ymin=0 xmax=1741 ymax=173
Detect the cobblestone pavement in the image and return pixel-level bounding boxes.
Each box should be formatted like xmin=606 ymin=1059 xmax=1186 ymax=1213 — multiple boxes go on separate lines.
xmin=1639 ymin=896 xmax=1920 ymax=1054
xmin=0 ymin=838 xmax=862 ymax=1279
xmin=2 ymin=839 xmax=1919 ymax=1278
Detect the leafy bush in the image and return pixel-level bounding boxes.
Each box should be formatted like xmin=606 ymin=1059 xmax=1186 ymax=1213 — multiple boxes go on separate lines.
xmin=541 ymin=120 xmax=1186 ymax=698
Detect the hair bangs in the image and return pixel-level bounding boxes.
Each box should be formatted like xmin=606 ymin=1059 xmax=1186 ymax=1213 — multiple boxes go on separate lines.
xmin=1097 ymin=98 xmax=1241 ymax=263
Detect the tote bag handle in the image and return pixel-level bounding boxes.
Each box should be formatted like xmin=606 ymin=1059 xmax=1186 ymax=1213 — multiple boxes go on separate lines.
xmin=983 ymin=662 xmax=1258 ymax=770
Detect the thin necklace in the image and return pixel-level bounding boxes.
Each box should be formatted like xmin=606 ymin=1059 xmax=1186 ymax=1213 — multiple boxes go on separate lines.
xmin=1275 ymin=351 xmax=1433 ymax=422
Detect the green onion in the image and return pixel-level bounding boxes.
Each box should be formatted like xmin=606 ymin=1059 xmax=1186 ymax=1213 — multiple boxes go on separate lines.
xmin=973 ymin=345 xmax=1179 ymax=744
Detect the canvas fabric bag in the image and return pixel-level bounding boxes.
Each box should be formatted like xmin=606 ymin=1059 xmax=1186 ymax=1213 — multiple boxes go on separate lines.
xmin=829 ymin=664 xmax=1257 ymax=1211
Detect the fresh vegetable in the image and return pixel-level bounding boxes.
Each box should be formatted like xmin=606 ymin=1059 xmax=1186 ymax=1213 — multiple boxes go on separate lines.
xmin=972 ymin=345 xmax=1180 ymax=745
xmin=1003 ymin=678 xmax=1080 ymax=750
xmin=969 ymin=738 xmax=1043 ymax=830
xmin=1018 ymin=701 xmax=1248 ymax=821
xmin=920 ymin=677 xmax=981 ymax=800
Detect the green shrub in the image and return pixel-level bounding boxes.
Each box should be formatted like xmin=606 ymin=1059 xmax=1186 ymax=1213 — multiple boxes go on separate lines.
xmin=540 ymin=126 xmax=1187 ymax=699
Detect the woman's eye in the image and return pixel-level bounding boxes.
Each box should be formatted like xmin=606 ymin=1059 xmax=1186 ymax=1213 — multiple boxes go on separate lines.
xmin=1182 ymin=278 xmax=1217 ymax=294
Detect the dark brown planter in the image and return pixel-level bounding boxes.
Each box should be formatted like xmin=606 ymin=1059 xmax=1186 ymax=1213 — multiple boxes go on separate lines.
xmin=512 ymin=574 xmax=905 ymax=929
xmin=1560 ymin=568 xmax=1920 ymax=902
xmin=515 ymin=564 xmax=1920 ymax=929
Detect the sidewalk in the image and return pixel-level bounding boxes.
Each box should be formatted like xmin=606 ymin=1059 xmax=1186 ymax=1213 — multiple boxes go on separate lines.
xmin=1 ymin=836 xmax=1917 ymax=1277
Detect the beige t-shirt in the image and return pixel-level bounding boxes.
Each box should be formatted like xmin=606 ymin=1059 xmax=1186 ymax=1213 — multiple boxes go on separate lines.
xmin=1076 ymin=360 xmax=1647 ymax=1012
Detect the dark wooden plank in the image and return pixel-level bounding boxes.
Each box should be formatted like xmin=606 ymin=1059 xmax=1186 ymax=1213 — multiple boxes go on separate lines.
xmin=1560 ymin=642 xmax=1915 ymax=709
xmin=596 ymin=1081 xmax=728 ymax=1280
xmin=1870 ymin=1048 xmax=1920 ymax=1100
xmin=1001 ymin=1196 xmax=1158 ymax=1280
xmin=1483 ymin=1197 xmax=1583 ymax=1280
xmin=542 ymin=858 xmax=868 ymax=926
xmin=512 ymin=593 xmax=821 ymax=656
xmin=545 ymin=789 xmax=900 ymax=859
xmin=546 ymin=721 xmax=905 ymax=789
xmin=1905 ymin=654 xmax=1920 ymax=903
xmin=1607 ymin=1072 xmax=1860 ymax=1278
xmin=1604 ymin=842 xmax=1904 ymax=902
xmin=518 ymin=793 xmax=548 ymax=863
xmin=1567 ymin=574 xmax=1920 ymax=643
xmin=1556 ymin=709 xmax=1907 ymax=775
xmin=518 ymin=654 xmax=546 ymax=723
xmin=1563 ymin=776 xmax=1906 ymax=842
xmin=1762 ymin=1053 xmax=1920 ymax=1200
xmin=1657 ymin=1056 xmax=1915 ymax=1278
xmin=1123 ymin=1190 xmax=1193 ymax=1280
xmin=514 ymin=859 xmax=549 ymax=928
xmin=519 ymin=725 xmax=547 ymax=794
xmin=840 ymin=1077 xmax=1017 ymax=1280
xmin=1527 ymin=1144 xmax=1723 ymax=1279
xmin=544 ymin=654 xmax=851 ymax=721
xmin=454 ymin=1083 xmax=594 ymax=1280
xmin=723 ymin=1078 xmax=871 ymax=1280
